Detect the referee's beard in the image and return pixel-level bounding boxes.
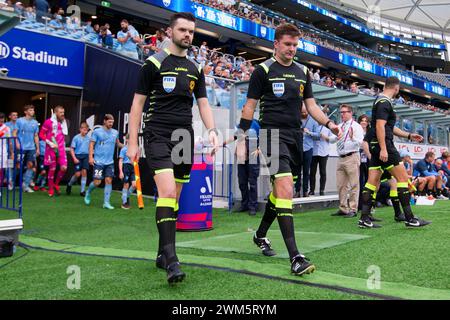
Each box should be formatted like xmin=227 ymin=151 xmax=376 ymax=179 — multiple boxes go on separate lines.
xmin=173 ymin=37 xmax=192 ymax=50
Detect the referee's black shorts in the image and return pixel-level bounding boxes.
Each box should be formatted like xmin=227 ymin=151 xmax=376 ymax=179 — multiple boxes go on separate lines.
xmin=259 ymin=128 xmax=303 ymax=182
xmin=144 ymin=126 xmax=194 ymax=184
xmin=368 ymin=139 xmax=401 ymax=172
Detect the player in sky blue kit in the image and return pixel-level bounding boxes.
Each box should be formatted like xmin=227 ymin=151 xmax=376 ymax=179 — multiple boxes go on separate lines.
xmin=15 ymin=105 xmax=40 ymax=193
xmin=67 ymin=122 xmax=90 ymax=196
xmin=84 ymin=114 xmax=123 ymax=209
xmin=118 ymin=135 xmax=136 ymax=210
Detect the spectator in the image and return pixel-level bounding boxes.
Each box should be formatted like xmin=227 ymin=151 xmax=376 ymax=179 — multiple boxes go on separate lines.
xmin=23 ymin=6 xmax=36 ymax=21
xmin=98 ymin=26 xmax=113 ymax=49
xmin=330 ymin=104 xmax=364 ymax=217
xmin=204 ymin=63 xmax=215 ymax=86
xmin=200 ymin=41 xmax=208 ymax=55
xmin=93 ymin=23 xmax=100 ymax=34
xmin=295 ymin=104 xmax=321 ymax=198
xmin=310 ymin=117 xmax=333 ymax=196
xmin=313 ymin=69 xmax=321 ymax=82
xmin=235 ymin=119 xmax=260 ymax=216
xmin=214 ymin=66 xmax=227 ymax=89
xmin=400 ymin=150 xmax=414 ymax=178
xmin=84 ymin=20 xmax=94 ymax=34
xmin=117 ymin=19 xmax=141 ymax=60
xmin=413 ymin=151 xmax=446 ymax=199
xmin=437 ymin=151 xmax=450 ymax=188
xmin=434 ymin=159 xmax=450 ymax=198
xmin=335 ymin=77 xmax=347 ymax=90
xmin=357 ymin=114 xmax=370 ymax=212
xmin=65 ymin=17 xmax=78 ymax=33
xmin=349 ymin=82 xmax=359 ymax=94
xmin=155 ymin=28 xmax=171 ymax=52
xmin=104 ymin=23 xmax=112 ymax=35
xmin=13 ymin=1 xmax=24 ymax=16
xmin=324 ymin=76 xmax=335 ymax=88
xmin=49 ymin=13 xmax=64 ymax=30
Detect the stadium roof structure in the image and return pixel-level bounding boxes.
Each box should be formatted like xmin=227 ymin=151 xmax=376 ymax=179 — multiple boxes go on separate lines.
xmin=337 ymin=0 xmax=450 ymax=31
xmin=312 ymin=83 xmax=450 ymax=125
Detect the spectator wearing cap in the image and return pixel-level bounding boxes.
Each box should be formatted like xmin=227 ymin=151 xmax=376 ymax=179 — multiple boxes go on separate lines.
xmin=117 ymin=19 xmax=141 ymax=60
xmin=400 ymin=150 xmax=414 ymax=178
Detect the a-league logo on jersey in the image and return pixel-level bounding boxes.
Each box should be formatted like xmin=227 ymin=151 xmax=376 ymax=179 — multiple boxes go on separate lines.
xmin=163 ymin=76 xmax=176 ymax=93
xmin=272 ymin=83 xmax=284 ymax=97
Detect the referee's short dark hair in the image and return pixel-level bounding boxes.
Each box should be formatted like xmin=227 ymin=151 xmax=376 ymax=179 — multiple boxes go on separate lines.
xmin=169 ymin=12 xmax=196 ymax=28
xmin=385 ymin=76 xmax=400 ymax=89
xmin=275 ymin=23 xmax=300 ymax=41
xmin=0 ymin=112 xmax=5 ymax=119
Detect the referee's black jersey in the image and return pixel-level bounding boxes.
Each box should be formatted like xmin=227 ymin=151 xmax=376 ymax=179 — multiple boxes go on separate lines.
xmin=135 ymin=49 xmax=207 ymax=130
xmin=368 ymin=95 xmax=396 ymax=142
xmin=247 ymin=57 xmax=314 ymax=130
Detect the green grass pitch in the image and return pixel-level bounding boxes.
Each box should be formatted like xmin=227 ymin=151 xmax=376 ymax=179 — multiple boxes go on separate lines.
xmin=1 ymin=186 xmax=450 ymax=300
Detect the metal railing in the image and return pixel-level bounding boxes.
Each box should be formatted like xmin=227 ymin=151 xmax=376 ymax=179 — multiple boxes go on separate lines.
xmin=0 ymin=137 xmax=23 ymax=219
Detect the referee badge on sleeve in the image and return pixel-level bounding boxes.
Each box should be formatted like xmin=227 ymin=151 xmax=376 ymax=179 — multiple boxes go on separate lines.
xmin=272 ymin=82 xmax=285 ymax=97
xmin=163 ymin=76 xmax=176 ymax=93
xmin=300 ymin=84 xmax=304 ymax=97
xmin=189 ymin=80 xmax=195 ymax=94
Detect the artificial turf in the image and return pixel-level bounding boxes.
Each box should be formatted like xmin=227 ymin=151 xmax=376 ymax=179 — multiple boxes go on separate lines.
xmin=1 ymin=186 xmax=450 ymax=300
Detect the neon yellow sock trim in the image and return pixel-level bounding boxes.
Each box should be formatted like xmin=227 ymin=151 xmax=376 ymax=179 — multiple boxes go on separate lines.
xmin=397 ymin=182 xmax=408 ymax=188
xmin=269 ymin=192 xmax=277 ymax=205
xmin=156 ymin=198 xmax=176 ymax=208
xmin=276 ymin=198 xmax=292 ymax=209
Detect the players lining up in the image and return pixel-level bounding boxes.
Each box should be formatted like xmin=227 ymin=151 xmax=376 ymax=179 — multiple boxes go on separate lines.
xmin=3 ymin=107 xmax=135 ymax=210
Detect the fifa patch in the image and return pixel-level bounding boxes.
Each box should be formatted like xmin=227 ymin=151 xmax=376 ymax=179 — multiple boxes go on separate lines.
xmin=272 ymin=82 xmax=284 ymax=97
xmin=163 ymin=76 xmax=176 ymax=93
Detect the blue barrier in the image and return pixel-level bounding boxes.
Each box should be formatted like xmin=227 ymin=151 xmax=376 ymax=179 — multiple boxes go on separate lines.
xmin=0 ymin=137 xmax=23 ymax=219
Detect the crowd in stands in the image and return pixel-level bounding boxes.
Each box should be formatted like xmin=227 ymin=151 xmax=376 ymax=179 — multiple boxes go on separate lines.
xmin=312 ymin=70 xmax=450 ymax=116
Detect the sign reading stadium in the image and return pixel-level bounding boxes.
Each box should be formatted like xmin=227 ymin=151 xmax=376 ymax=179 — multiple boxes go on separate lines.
xmin=0 ymin=28 xmax=84 ymax=87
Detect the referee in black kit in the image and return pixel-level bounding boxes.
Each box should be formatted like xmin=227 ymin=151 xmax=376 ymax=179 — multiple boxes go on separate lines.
xmin=359 ymin=76 xmax=430 ymax=229
xmin=237 ymin=23 xmax=341 ymax=275
xmin=127 ymin=12 xmax=219 ymax=284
